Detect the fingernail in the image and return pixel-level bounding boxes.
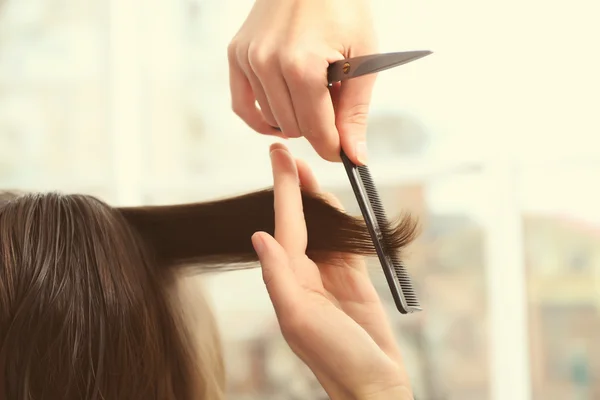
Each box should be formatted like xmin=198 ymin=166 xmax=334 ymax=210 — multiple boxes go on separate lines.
xmin=356 ymin=141 xmax=368 ymax=165
xmin=269 ymin=148 xmax=282 ymax=159
xmin=270 ymin=147 xmax=300 ymax=184
xmin=251 ymin=233 xmax=264 ymax=256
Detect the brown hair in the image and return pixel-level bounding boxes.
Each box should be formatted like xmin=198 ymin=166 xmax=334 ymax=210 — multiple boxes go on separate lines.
xmin=0 ymin=188 xmax=417 ymax=399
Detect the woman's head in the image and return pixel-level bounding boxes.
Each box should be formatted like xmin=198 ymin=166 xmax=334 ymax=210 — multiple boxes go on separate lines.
xmin=0 ymin=188 xmax=416 ymax=399
xmin=0 ymin=192 xmax=223 ymax=399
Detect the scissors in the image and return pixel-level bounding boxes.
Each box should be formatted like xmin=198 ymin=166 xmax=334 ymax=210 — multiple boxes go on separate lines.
xmin=327 ymin=50 xmax=432 ymax=86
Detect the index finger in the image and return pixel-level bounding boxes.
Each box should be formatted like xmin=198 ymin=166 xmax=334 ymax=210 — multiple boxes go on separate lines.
xmin=270 ymin=143 xmax=307 ymax=255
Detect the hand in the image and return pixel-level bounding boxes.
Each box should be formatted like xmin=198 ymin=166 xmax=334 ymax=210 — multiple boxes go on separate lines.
xmin=251 ymin=143 xmax=412 ymax=400
xmin=228 ymin=0 xmax=377 ymax=165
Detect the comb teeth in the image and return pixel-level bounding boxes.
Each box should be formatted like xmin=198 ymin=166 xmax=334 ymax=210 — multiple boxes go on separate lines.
xmin=356 ymin=165 xmax=421 ymax=310
xmin=391 ymin=254 xmax=419 ymax=307
xmin=356 ymin=166 xmax=389 ymax=223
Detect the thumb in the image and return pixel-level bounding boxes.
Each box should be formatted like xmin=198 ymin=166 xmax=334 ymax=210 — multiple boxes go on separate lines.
xmin=251 ymin=232 xmax=299 ymax=313
xmin=335 ymin=73 xmax=377 ymax=166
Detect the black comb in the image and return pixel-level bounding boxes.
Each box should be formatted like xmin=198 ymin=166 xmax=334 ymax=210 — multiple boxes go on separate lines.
xmin=340 ymin=151 xmax=421 ymax=314
xmin=326 ymin=51 xmax=429 ymax=313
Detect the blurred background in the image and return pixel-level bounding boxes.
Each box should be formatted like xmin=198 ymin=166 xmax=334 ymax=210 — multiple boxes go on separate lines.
xmin=1 ymin=0 xmax=599 ymax=399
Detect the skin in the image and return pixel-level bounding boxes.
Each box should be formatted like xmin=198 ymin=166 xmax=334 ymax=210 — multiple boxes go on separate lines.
xmin=251 ymin=143 xmax=413 ymax=400
xmin=228 ymin=0 xmax=378 ymax=165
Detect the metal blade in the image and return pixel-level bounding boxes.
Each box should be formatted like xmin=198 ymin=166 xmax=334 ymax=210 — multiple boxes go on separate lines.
xmin=327 ymin=50 xmax=432 ymax=85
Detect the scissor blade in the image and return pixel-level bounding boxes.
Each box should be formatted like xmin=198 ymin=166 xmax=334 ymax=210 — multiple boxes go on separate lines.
xmin=327 ymin=50 xmax=432 ymax=84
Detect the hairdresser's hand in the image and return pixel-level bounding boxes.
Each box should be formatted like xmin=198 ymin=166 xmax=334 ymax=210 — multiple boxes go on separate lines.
xmin=228 ymin=0 xmax=377 ymax=165
xmin=251 ymin=143 xmax=411 ymax=400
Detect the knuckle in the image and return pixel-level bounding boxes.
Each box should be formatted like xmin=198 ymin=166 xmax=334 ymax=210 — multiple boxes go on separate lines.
xmin=231 ymin=99 xmax=247 ymax=118
xmin=226 ymin=40 xmax=238 ymax=61
xmin=247 ymin=42 xmax=274 ymax=73
xmin=280 ymin=52 xmax=308 ymax=82
xmin=342 ymin=103 xmax=371 ymax=127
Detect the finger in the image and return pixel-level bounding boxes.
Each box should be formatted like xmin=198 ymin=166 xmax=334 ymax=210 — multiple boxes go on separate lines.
xmin=282 ymin=53 xmax=341 ymax=161
xmin=264 ymin=80 xmax=302 ymax=138
xmin=248 ymin=44 xmax=302 ymax=138
xmin=228 ymin=59 xmax=282 ymax=137
xmin=270 ymin=143 xmax=307 ymax=254
xmin=238 ymin=61 xmax=279 ymax=128
xmin=336 ymin=73 xmax=377 ymax=165
xmin=251 ymin=232 xmax=300 ymax=314
xmin=296 ymin=158 xmax=320 ymax=193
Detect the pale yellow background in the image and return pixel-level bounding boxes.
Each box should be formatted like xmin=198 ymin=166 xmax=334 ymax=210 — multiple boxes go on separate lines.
xmin=1 ymin=0 xmax=599 ymax=399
